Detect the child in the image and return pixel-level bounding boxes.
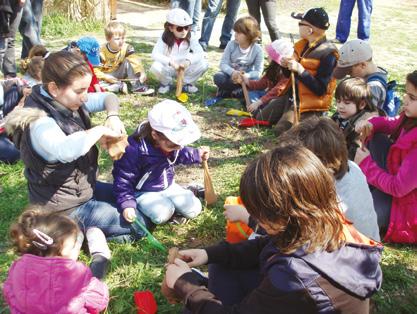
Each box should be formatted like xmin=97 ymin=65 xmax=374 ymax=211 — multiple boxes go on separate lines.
xmin=164 ymin=144 xmax=382 ymax=312
xmin=284 ymin=116 xmax=380 ymax=241
xmin=237 ymin=39 xmax=290 ymax=115
xmin=3 ymin=208 xmax=109 ymax=313
xmin=65 ymin=37 xmax=105 ymax=93
xmin=20 ymin=44 xmax=48 ymax=87
xmin=150 ymin=8 xmax=208 ymax=94
xmin=354 ymin=70 xmax=417 ymax=244
xmin=213 ymin=16 xmax=263 ymax=100
xmin=259 ymin=8 xmax=339 ymax=136
xmin=333 ymin=39 xmax=389 ymax=114
xmin=95 ymin=21 xmax=154 ymax=95
xmin=113 ymin=100 xmax=209 ymax=225
xmin=332 ymin=77 xmax=377 ymax=160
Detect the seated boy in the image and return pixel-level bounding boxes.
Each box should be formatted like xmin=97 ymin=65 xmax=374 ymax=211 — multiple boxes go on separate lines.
xmin=257 ymin=8 xmax=339 ymax=136
xmin=333 ymin=39 xmax=388 ymax=114
xmin=95 ymin=21 xmax=154 ymax=95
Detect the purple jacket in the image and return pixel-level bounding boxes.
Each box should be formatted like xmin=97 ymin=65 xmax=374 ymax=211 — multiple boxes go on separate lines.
xmin=112 ymin=134 xmax=201 ymax=211
xmin=3 ymin=254 xmax=109 ymax=314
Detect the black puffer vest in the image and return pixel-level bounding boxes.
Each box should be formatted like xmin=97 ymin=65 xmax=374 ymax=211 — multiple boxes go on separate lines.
xmin=12 ymin=85 xmax=98 ymax=213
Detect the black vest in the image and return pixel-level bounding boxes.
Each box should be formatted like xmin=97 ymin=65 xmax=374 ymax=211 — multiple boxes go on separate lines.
xmin=13 ymin=85 xmax=98 ymax=213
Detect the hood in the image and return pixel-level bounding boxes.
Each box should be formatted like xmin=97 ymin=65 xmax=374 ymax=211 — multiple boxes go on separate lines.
xmin=3 ymin=254 xmax=93 ymax=313
xmin=5 ymin=106 xmax=46 ymax=135
xmin=261 ymin=235 xmax=383 ymax=299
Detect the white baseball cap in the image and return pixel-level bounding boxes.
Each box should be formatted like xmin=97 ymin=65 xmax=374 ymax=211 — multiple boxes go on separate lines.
xmin=265 ymin=39 xmax=294 ymax=64
xmin=166 ymin=8 xmax=192 ymax=27
xmin=148 ymin=100 xmax=201 ymax=146
xmin=333 ymin=39 xmax=373 ymax=79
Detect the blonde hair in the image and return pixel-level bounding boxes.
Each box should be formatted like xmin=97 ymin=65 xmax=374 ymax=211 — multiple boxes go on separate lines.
xmin=105 ymin=21 xmax=126 ymax=40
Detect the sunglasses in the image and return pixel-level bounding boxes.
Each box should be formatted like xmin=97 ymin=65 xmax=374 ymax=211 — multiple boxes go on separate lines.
xmin=298 ymin=22 xmax=311 ymax=27
xmin=175 ymin=25 xmax=190 ymax=32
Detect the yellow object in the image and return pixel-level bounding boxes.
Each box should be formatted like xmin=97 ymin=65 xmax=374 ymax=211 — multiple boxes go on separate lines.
xmin=226 ymin=109 xmax=251 ymax=117
xmin=177 ymin=93 xmax=188 ymax=103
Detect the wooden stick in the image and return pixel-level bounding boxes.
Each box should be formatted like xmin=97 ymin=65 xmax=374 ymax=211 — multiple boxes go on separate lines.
xmin=203 ymin=160 xmax=217 ymax=205
xmin=291 ymin=72 xmax=299 ymax=125
xmin=110 ymin=0 xmax=117 ymax=20
xmin=176 ymin=66 xmax=185 ymax=98
xmin=241 ymin=81 xmax=251 ymax=109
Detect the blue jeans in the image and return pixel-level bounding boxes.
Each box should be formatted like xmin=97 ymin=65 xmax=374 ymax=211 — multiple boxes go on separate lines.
xmin=335 ymin=0 xmax=373 ymax=42
xmin=199 ymin=0 xmax=241 ymax=46
xmin=70 ymin=181 xmax=153 ymax=241
xmin=19 ymin=0 xmax=44 ymax=58
xmin=136 ymin=183 xmax=202 ymax=224
xmin=171 ymin=0 xmax=202 ymax=32
xmin=248 ymin=90 xmax=266 ymax=103
xmin=213 ymin=72 xmax=240 ymax=93
xmin=0 ymin=134 xmax=20 ymax=164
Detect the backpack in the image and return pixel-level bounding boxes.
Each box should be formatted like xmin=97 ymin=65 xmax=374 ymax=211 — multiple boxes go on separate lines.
xmin=367 ymin=74 xmax=401 ymax=117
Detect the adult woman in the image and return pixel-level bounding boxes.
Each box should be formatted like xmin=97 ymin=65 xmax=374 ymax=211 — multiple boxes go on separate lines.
xmin=5 ymin=51 xmax=150 ymax=240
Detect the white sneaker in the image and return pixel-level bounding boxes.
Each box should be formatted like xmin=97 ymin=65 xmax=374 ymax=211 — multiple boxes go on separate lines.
xmin=183 ymin=84 xmax=198 ymax=93
xmin=158 ymin=84 xmax=171 ymax=94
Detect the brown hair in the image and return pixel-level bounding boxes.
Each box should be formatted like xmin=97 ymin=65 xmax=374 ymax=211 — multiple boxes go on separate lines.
xmin=282 ymin=117 xmax=349 ymax=180
xmin=335 ymin=77 xmax=375 ymax=111
xmin=20 ymin=45 xmax=48 ymax=74
xmin=26 ymin=56 xmax=44 ymax=81
xmin=162 ymin=22 xmax=191 ymax=49
xmin=391 ymin=70 xmax=417 ymax=141
xmin=42 ymin=51 xmax=91 ymax=88
xmin=233 ymin=16 xmax=261 ymax=44
xmin=105 ymin=21 xmax=126 ymax=41
xmin=9 ymin=206 xmax=79 ymax=257
xmin=240 ymin=144 xmax=344 ymax=254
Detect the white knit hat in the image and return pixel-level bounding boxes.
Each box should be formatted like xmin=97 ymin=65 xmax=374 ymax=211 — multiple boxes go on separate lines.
xmin=265 ymin=39 xmax=294 ymax=64
xmin=148 ymin=100 xmax=201 ymax=146
xmin=166 ymin=8 xmax=192 ymax=27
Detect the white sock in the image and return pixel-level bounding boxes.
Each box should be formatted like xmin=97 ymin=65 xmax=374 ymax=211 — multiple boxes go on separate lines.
xmin=86 ymin=227 xmax=111 ymax=260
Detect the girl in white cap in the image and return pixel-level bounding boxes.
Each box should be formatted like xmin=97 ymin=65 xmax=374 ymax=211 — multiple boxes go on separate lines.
xmin=113 ymin=100 xmax=210 ymax=225
xmin=150 ymin=8 xmax=208 ymax=94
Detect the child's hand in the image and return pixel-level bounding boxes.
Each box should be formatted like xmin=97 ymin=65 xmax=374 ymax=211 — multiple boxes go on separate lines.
xmin=123 ymin=207 xmax=137 ymax=223
xmin=199 ymin=146 xmax=210 ymax=161
xmin=287 ymin=60 xmax=304 ymax=75
xmin=242 ymin=75 xmax=250 ymax=86
xmin=181 ymin=60 xmax=191 ymax=69
xmin=280 ymin=57 xmax=290 ymax=68
xmin=105 ymin=115 xmax=127 ymax=135
xmin=104 ymin=75 xmax=118 ymax=84
xmin=165 ymin=258 xmax=192 ymax=289
xmin=224 ymin=205 xmax=250 ymax=224
xmin=169 ymin=60 xmax=180 ymax=70
xmin=247 ymin=100 xmax=262 ymax=113
xmin=354 ymin=146 xmax=371 ymax=165
xmin=178 ymin=249 xmax=208 ymax=267
xmin=355 ymin=120 xmax=373 ymax=142
xmin=139 ymin=72 xmax=147 ymax=84
xmin=231 ymin=71 xmax=243 ymax=84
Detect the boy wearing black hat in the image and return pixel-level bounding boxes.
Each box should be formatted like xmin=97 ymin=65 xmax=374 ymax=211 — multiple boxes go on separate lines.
xmin=255 ymin=8 xmax=339 ymax=136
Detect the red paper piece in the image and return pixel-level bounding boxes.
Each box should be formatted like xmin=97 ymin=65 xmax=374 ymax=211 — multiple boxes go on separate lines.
xmin=134 ymin=290 xmax=158 ymax=314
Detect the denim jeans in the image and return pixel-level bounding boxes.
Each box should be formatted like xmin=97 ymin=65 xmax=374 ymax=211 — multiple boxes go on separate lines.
xmin=213 ymin=71 xmax=240 ymax=93
xmin=69 ymin=181 xmax=153 ymax=241
xmin=0 ymin=4 xmax=22 ymax=77
xmin=0 ymin=134 xmax=20 ymax=164
xmin=136 ymin=183 xmax=202 ymax=224
xmin=245 ymin=0 xmax=280 ymax=41
xmin=171 ymin=0 xmax=202 ymax=32
xmin=19 ymin=0 xmax=44 ymax=58
xmin=199 ymin=0 xmax=241 ymax=47
xmin=248 ymin=90 xmax=266 ymax=103
xmin=335 ymin=0 xmax=373 ymax=42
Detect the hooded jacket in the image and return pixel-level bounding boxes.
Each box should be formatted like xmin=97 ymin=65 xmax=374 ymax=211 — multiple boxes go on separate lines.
xmin=174 ymin=224 xmax=382 ymax=313
xmin=360 ymin=114 xmax=417 ymax=243
xmin=112 ymin=132 xmax=201 ymax=212
xmin=3 ymin=254 xmax=109 ymax=314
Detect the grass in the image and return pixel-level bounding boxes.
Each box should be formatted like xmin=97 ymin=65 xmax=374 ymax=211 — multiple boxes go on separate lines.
xmin=1 ymin=0 xmax=417 ymax=313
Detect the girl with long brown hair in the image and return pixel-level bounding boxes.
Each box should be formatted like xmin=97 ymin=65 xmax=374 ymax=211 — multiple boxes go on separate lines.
xmin=163 ymin=144 xmax=382 ymax=313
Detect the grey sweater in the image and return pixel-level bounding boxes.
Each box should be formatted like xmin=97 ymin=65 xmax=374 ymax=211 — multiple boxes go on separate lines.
xmin=219 ymin=40 xmax=264 ymax=79
xmin=336 ymin=161 xmax=380 ymax=241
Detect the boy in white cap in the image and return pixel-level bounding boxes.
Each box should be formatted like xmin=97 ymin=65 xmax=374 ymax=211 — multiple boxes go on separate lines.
xmin=333 ymin=39 xmax=388 ymax=113
xmin=150 ymin=8 xmax=208 ymax=94
xmin=112 ymin=100 xmax=210 ymax=225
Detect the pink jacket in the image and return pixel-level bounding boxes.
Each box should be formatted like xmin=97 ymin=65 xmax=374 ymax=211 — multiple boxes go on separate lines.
xmin=3 ymin=254 xmax=109 ymax=314
xmin=359 ymin=114 xmax=417 ymax=243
